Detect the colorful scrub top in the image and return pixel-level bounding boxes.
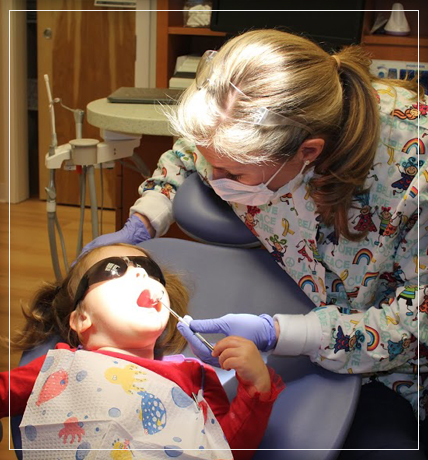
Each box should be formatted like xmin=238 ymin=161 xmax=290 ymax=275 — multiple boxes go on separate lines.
xmin=131 ymin=82 xmax=428 ymax=419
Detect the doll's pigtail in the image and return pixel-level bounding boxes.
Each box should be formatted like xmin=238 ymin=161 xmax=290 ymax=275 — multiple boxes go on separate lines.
xmin=155 ymin=271 xmax=190 ymax=358
xmin=9 ymin=282 xmax=63 ymax=351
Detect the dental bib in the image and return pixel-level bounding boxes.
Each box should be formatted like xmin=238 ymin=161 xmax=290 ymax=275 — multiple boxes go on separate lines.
xmin=20 ymin=349 xmax=232 ymax=460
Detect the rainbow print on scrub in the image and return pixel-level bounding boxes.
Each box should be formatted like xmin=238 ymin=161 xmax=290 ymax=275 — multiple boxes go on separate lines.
xmin=401 ymin=137 xmax=425 ymax=156
xmin=298 ymin=275 xmax=318 ymax=292
xmin=365 ymin=326 xmax=380 ymax=351
xmin=362 ymin=272 xmax=379 ymax=287
xmin=352 ymin=248 xmax=373 ymax=265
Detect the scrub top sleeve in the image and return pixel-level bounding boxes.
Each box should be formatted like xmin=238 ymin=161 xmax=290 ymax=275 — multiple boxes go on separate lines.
xmin=305 ymin=205 xmax=426 ymax=374
xmin=130 ymin=192 xmax=173 ymax=237
xmin=273 ymin=312 xmax=322 ymax=358
xmin=130 ymin=138 xmax=198 ymax=237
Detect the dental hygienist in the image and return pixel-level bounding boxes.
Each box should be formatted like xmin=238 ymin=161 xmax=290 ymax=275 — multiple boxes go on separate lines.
xmin=82 ymin=29 xmax=428 ymax=457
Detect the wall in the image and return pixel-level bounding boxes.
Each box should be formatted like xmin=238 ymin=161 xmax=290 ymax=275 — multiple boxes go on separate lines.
xmin=135 ymin=0 xmax=157 ymax=88
xmin=0 ymin=2 xmax=9 ymax=202
xmin=1 ymin=0 xmax=29 ymax=204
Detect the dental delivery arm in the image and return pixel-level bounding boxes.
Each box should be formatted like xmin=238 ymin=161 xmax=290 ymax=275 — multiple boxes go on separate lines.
xmin=0 ymin=343 xmax=284 ymax=460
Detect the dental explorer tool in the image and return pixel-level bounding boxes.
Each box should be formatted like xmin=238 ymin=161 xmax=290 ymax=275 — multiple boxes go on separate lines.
xmin=159 ymin=300 xmax=214 ymax=352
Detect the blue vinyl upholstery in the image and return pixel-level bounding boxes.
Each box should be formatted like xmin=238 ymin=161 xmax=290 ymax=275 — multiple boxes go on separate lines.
xmin=140 ymin=238 xmax=361 ymax=460
xmin=173 ymin=172 xmax=260 ymax=247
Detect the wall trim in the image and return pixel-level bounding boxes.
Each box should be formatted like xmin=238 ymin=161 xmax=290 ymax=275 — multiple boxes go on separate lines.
xmin=9 ymin=3 xmax=29 ymax=204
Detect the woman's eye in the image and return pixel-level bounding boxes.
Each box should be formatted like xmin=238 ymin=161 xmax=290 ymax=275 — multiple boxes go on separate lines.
xmin=225 ymin=172 xmax=242 ymax=181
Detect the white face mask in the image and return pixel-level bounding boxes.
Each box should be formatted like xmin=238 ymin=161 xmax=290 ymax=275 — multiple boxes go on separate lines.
xmin=209 ymin=160 xmax=309 ymax=206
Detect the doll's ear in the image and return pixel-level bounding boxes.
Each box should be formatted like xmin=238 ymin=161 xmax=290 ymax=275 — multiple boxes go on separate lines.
xmin=70 ymin=309 xmax=92 ymax=334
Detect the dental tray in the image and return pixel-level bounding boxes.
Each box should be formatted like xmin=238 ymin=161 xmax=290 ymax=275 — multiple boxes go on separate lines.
xmin=107 ymin=87 xmax=183 ymax=104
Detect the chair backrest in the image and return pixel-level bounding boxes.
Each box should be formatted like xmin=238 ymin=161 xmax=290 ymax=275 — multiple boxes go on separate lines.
xmin=11 ymin=238 xmax=360 ymax=460
xmin=173 ymin=172 xmax=260 ymax=247
xmin=11 ymin=173 xmax=360 ymax=459
xmin=140 ymin=238 xmax=361 ymax=460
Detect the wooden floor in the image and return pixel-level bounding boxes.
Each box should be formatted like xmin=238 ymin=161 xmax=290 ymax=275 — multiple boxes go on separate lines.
xmin=0 ymin=198 xmax=115 ymax=459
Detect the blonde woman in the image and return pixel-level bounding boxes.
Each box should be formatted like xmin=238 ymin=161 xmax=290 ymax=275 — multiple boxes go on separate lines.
xmin=83 ymin=29 xmax=428 ymax=456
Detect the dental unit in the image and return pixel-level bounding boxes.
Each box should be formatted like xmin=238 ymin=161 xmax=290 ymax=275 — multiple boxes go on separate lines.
xmin=44 ymin=74 xmax=147 ymax=281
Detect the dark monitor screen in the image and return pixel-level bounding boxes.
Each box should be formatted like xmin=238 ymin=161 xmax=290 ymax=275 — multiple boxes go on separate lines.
xmin=210 ymin=1 xmax=366 ymax=50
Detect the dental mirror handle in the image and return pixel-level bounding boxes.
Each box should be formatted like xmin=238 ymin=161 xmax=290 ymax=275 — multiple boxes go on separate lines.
xmin=160 ymin=301 xmax=214 ymax=352
xmin=191 ymin=330 xmax=215 ymax=352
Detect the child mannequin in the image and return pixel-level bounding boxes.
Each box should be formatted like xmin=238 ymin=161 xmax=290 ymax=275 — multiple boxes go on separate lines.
xmin=1 ymin=244 xmax=284 ymax=460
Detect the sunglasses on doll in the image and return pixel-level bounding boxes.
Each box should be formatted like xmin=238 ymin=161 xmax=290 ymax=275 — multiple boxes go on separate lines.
xmin=73 ymin=256 xmax=166 ymax=309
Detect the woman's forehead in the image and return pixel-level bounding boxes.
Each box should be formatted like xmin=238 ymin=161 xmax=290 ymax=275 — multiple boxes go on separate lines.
xmin=196 ymin=145 xmax=256 ymax=171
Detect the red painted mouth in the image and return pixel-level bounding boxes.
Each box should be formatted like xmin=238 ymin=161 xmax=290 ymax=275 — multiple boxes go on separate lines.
xmin=137 ymin=290 xmax=161 ymax=311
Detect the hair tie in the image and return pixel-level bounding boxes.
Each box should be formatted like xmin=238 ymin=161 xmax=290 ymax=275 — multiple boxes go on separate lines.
xmin=331 ymin=54 xmax=341 ymax=70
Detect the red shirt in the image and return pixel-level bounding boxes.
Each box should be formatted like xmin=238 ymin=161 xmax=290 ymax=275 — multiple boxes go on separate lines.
xmin=0 ymin=343 xmax=284 ymax=460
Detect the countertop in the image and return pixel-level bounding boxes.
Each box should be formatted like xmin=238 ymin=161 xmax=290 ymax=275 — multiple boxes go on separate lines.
xmin=86 ymin=98 xmax=175 ymax=136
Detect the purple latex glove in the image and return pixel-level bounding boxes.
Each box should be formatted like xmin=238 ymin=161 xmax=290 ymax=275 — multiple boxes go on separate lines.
xmin=177 ymin=315 xmax=220 ymax=367
xmin=80 ymin=214 xmax=151 ymax=257
xmin=177 ymin=313 xmax=277 ymax=367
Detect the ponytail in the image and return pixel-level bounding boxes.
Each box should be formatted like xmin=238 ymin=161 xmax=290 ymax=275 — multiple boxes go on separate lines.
xmin=311 ymin=45 xmax=380 ymax=241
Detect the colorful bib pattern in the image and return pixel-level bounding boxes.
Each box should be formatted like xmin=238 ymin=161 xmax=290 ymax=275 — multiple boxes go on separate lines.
xmin=20 ymin=349 xmax=232 ymax=460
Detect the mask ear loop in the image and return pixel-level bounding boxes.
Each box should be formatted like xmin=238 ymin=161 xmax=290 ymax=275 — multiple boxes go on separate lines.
xmin=291 ymin=160 xmax=311 ymax=193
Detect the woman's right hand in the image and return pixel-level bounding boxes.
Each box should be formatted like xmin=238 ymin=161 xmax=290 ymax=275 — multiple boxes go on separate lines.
xmin=214 ymin=336 xmax=271 ymax=395
xmin=79 ymin=214 xmax=152 ymax=257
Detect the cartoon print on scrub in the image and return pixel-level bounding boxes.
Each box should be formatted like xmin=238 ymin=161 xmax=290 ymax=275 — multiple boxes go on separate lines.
xmin=296 ymin=239 xmax=320 ymax=274
xmin=397 ymin=284 xmax=419 ymax=319
xmin=281 ymin=218 xmax=295 ymax=237
xmin=279 ymin=193 xmax=298 ymax=215
xmin=160 ymin=183 xmax=175 ymax=199
xmin=326 ymin=325 xmax=365 ymax=354
xmin=351 ymin=193 xmax=378 ymax=234
xmin=240 ymin=206 xmax=261 ymax=237
xmin=420 ymin=287 xmax=428 ymax=316
xmin=377 ymin=206 xmax=393 ymax=240
xmin=143 ymin=180 xmax=156 ymax=191
xmin=380 ymin=211 xmax=406 ymax=241
xmin=58 ymin=416 xmax=85 ymax=444
xmin=391 ymin=102 xmax=428 ymax=120
xmin=319 ymin=221 xmax=339 ymax=257
xmin=379 ymin=262 xmax=408 ymax=304
xmin=392 ymin=157 xmax=421 ymax=195
xmin=380 ymin=334 xmax=416 ymax=361
xmin=265 ymin=234 xmax=287 ymax=267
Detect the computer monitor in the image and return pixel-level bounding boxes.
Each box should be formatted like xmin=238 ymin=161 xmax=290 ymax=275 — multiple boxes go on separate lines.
xmin=210 ymin=1 xmax=366 ymax=50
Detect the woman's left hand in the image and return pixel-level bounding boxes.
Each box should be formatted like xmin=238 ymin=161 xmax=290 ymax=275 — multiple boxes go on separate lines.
xmin=187 ymin=313 xmax=278 ymax=352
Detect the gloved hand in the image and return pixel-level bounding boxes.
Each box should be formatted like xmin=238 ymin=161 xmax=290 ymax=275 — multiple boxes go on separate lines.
xmin=177 ymin=316 xmax=220 ymax=367
xmin=80 ymin=214 xmax=151 ymax=257
xmin=177 ymin=313 xmax=277 ymax=367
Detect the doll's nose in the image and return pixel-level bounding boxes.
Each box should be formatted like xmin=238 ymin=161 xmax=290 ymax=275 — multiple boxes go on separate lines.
xmin=133 ymin=266 xmax=149 ymax=280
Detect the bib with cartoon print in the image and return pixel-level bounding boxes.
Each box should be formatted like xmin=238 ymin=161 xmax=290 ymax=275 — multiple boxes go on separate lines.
xmin=20 ymin=349 xmax=233 ymax=460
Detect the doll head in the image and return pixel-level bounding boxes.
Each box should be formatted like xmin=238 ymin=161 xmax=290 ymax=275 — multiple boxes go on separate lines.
xmin=12 ymin=244 xmax=189 ymax=358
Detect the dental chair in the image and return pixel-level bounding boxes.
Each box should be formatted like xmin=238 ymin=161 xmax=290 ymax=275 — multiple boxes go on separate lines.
xmin=11 ymin=172 xmax=361 ymax=460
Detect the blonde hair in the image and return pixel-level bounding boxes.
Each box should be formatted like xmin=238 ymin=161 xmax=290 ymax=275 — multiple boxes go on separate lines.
xmin=10 ymin=244 xmax=189 ymax=357
xmin=169 ymin=29 xmax=419 ymax=241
